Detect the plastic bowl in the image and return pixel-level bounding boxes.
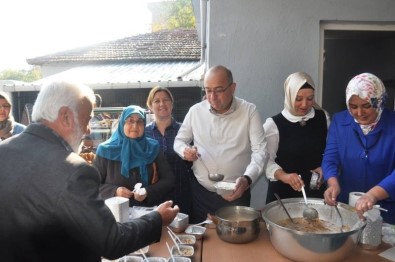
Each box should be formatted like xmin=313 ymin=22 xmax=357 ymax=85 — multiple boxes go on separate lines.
xmin=143 ymin=257 xmax=166 ymax=262
xmin=119 ymin=256 xmax=144 ymax=262
xmin=176 ymin=234 xmax=196 ymax=246
xmin=171 ymin=245 xmax=194 ymax=257
xmin=169 ymin=213 xmax=189 ymax=233
xmin=184 ymin=225 xmax=206 ymax=240
xmin=214 ymin=182 xmax=236 ymax=196
xmin=166 ymin=257 xmax=191 ymax=262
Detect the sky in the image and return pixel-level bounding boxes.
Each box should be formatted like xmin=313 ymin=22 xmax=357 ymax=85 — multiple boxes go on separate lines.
xmin=0 ymin=0 xmax=155 ymax=71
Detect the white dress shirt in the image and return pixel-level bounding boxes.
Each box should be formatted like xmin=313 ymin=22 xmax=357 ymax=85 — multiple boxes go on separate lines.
xmin=174 ymin=96 xmax=268 ymax=192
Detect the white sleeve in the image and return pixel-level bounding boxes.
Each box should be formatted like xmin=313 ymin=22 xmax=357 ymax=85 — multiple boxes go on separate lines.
xmin=173 ymin=109 xmax=193 ymax=159
xmin=263 ymin=117 xmax=282 ymax=181
xmin=243 ymin=107 xmax=268 ymax=183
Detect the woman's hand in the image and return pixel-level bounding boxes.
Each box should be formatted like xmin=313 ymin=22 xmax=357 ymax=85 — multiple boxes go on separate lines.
xmin=116 ymin=186 xmax=134 ymax=198
xmin=134 ymin=188 xmax=147 ymax=202
xmin=275 ymin=169 xmax=304 ymax=191
xmin=354 ymin=186 xmax=388 ymax=219
xmin=355 ymin=193 xmax=377 ymax=219
xmin=323 ymin=177 xmax=341 ymax=205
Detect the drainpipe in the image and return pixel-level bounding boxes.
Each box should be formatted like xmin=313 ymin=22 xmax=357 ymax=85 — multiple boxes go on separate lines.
xmin=177 ymin=0 xmax=208 ymax=81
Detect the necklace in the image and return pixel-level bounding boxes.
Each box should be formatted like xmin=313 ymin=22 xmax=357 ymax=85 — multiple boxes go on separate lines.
xmin=299 ymin=118 xmax=306 ymax=126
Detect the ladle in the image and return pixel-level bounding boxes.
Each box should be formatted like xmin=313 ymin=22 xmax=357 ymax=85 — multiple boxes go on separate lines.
xmin=198 ymin=155 xmax=224 ymax=182
xmin=274 ymin=193 xmax=295 ymax=224
xmin=301 ymin=185 xmax=319 ymax=221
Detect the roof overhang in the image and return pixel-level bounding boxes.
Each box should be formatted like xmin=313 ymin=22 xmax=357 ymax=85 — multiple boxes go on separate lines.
xmin=1 ymin=61 xmax=205 ymax=92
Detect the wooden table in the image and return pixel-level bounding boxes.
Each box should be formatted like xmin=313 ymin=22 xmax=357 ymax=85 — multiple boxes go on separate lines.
xmin=141 ymin=223 xmax=391 ymax=262
xmin=148 ymin=227 xmax=202 ymax=262
xmin=201 ymin=222 xmax=391 ymax=262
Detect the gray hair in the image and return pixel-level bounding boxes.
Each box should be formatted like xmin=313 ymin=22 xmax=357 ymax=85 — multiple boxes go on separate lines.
xmin=32 ymin=81 xmax=95 ymax=122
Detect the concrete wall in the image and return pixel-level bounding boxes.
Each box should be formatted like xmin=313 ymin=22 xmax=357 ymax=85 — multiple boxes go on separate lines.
xmin=204 ymin=0 xmax=395 ymax=208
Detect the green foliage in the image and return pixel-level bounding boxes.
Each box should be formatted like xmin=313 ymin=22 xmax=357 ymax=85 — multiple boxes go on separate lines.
xmin=0 ymin=66 xmax=41 ymax=83
xmin=152 ymin=0 xmax=196 ymax=31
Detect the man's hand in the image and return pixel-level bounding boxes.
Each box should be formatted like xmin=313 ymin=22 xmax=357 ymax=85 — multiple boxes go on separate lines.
xmin=183 ymin=146 xmax=199 ymax=162
xmin=222 ymin=176 xmax=249 ymax=202
xmin=156 ymin=200 xmax=179 ymax=226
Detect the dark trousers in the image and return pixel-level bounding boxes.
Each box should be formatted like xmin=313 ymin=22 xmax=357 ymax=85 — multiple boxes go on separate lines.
xmin=189 ymin=174 xmax=251 ymax=223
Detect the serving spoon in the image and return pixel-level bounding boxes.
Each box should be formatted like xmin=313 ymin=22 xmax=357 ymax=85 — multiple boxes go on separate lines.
xmin=301 ymin=185 xmax=319 ymax=221
xmin=197 ymin=154 xmax=224 ymax=182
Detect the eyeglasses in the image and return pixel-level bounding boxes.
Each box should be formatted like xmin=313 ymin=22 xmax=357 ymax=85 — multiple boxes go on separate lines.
xmin=125 ymin=118 xmax=145 ymax=126
xmin=205 ymin=83 xmax=232 ymax=96
xmin=0 ymin=104 xmax=11 ymax=110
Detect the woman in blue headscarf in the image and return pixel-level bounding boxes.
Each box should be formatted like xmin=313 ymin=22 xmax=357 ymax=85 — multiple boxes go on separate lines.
xmin=94 ymin=105 xmax=175 ymax=207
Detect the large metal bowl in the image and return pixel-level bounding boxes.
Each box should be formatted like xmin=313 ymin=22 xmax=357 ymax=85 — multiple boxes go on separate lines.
xmin=262 ymin=198 xmax=365 ymax=262
xmin=215 ymin=206 xmax=261 ymax=244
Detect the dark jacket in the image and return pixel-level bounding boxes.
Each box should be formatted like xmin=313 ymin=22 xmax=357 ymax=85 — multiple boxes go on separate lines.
xmin=94 ymin=152 xmax=175 ymax=207
xmin=0 ymin=123 xmax=163 ymax=262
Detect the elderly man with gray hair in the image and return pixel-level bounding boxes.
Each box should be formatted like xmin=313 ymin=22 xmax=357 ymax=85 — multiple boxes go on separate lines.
xmin=0 ymin=81 xmax=179 ymax=262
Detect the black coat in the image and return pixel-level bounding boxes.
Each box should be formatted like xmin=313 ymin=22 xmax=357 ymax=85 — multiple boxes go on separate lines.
xmin=94 ymin=151 xmax=175 ymax=207
xmin=0 ymin=123 xmax=163 ymax=262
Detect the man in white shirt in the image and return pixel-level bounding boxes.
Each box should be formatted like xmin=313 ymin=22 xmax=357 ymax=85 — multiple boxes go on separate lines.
xmin=174 ymin=65 xmax=267 ymax=223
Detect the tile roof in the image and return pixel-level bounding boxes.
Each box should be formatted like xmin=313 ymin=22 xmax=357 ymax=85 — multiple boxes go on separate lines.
xmin=27 ymin=29 xmax=201 ymax=65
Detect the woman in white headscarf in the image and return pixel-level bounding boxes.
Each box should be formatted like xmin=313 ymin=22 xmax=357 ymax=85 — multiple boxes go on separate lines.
xmin=0 ymin=91 xmax=26 ymax=140
xmin=263 ymin=72 xmax=330 ymax=204
xmin=323 ymin=73 xmax=395 ymax=224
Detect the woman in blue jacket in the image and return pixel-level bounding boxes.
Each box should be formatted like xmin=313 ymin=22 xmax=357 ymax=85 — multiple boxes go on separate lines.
xmin=323 ymin=73 xmax=395 ymax=224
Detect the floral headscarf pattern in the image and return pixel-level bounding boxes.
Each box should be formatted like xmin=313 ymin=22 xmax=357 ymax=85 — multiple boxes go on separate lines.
xmin=346 ymin=73 xmax=387 ymax=135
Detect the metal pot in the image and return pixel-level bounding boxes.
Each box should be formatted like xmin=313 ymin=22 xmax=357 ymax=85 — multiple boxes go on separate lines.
xmin=262 ymin=198 xmax=366 ymax=262
xmin=214 ymin=206 xmax=261 ymax=244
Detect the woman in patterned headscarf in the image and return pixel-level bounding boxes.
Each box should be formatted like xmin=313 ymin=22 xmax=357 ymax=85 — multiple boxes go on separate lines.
xmin=323 ymin=73 xmax=395 ymax=224
xmin=93 ymin=105 xmax=175 ymax=207
xmin=263 ymin=72 xmax=330 ymax=204
xmin=0 ymin=91 xmax=26 ymax=140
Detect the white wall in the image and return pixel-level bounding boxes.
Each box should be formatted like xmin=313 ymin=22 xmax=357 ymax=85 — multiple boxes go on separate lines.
xmin=205 ymin=0 xmax=395 ymax=208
